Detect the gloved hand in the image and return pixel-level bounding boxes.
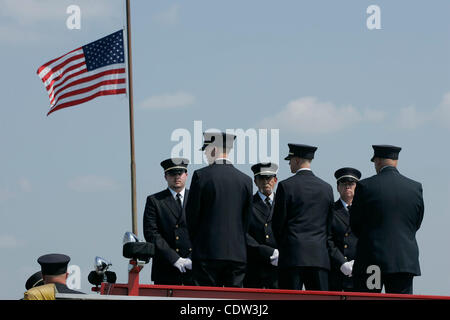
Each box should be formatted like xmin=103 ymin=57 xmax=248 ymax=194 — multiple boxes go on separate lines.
xmin=340 ymin=260 xmax=354 ymax=277
xmin=173 ymin=257 xmax=187 ymax=273
xmin=184 ymin=258 xmax=192 ymax=270
xmin=270 ymin=249 xmax=279 ymax=266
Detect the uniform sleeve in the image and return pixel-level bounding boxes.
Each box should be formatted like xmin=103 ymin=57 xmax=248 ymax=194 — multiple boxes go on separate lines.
xmin=272 ymin=182 xmax=287 ymax=244
xmin=246 ymin=232 xmax=276 ymax=263
xmin=349 ymin=182 xmax=364 ymax=238
xmin=185 ymin=170 xmax=201 ymax=242
xmin=243 ymin=178 xmax=253 ymax=233
xmin=143 ymin=196 xmax=179 ymax=265
xmin=327 ymin=215 xmax=346 ymax=267
xmin=416 ymin=183 xmax=425 ymax=230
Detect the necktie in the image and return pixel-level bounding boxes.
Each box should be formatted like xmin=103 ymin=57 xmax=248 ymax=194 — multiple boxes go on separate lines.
xmin=265 ymin=196 xmax=272 ymax=210
xmin=176 ymin=193 xmax=182 ymax=211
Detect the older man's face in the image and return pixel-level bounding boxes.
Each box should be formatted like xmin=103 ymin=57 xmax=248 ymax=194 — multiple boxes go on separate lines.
xmin=255 ymin=175 xmax=277 ymax=196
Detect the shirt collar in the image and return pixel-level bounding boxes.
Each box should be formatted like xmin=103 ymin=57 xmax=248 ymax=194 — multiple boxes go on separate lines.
xmin=215 ymin=157 xmax=232 ymax=163
xmin=258 ymin=191 xmax=274 ymax=203
xmin=168 ymin=187 xmax=185 ymax=200
xmin=379 ymin=165 xmax=394 ymax=173
xmin=296 ymin=168 xmax=312 ymax=173
xmin=340 ymin=198 xmax=349 ymax=211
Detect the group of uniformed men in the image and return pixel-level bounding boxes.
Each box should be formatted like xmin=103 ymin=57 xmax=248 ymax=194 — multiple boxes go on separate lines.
xmin=143 ymin=132 xmax=424 ymax=294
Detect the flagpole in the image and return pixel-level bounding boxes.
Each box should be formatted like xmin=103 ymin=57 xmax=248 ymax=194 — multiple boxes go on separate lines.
xmin=126 ymin=0 xmax=138 ymax=236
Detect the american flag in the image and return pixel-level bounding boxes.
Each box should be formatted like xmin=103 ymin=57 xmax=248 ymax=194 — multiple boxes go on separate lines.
xmin=37 ymin=30 xmax=127 ymax=116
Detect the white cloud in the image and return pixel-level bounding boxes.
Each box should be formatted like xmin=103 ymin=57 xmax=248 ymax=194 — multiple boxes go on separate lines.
xmin=259 ymin=96 xmax=385 ymax=134
xmin=67 ymin=175 xmax=119 ymax=193
xmin=433 ymin=92 xmax=450 ymax=128
xmin=140 ymin=92 xmax=195 ymax=110
xmin=395 ymin=92 xmax=450 ymax=130
xmin=0 ymin=235 xmax=24 ymax=249
xmin=397 ymin=105 xmax=431 ymax=129
xmin=152 ymin=4 xmax=180 ymax=26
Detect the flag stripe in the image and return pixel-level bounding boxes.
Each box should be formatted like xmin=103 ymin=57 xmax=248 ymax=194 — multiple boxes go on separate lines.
xmin=47 ymin=67 xmax=88 ymax=102
xmin=41 ymin=53 xmax=85 ymax=83
xmin=52 ymin=72 xmax=126 ymax=106
xmin=45 ymin=61 xmax=87 ymax=92
xmin=55 ymin=83 xmax=127 ymax=107
xmin=52 ymin=68 xmax=125 ymax=103
xmin=47 ymin=88 xmax=127 ymax=116
xmin=37 ymin=47 xmax=82 ymax=75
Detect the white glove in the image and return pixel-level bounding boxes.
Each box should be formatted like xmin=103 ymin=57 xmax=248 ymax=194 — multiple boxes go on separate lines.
xmin=173 ymin=258 xmax=187 ymax=273
xmin=184 ymin=258 xmax=192 ymax=270
xmin=270 ymin=249 xmax=279 ymax=266
xmin=340 ymin=260 xmax=354 ymax=277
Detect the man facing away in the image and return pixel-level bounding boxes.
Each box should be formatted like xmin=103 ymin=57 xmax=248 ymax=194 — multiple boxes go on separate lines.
xmin=350 ymin=145 xmax=424 ymax=294
xmin=185 ymin=132 xmax=253 ymax=287
xmin=24 ymin=253 xmax=84 ymax=299
xmin=272 ymin=144 xmax=334 ymax=291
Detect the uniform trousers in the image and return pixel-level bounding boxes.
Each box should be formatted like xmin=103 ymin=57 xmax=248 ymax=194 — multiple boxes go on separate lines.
xmin=193 ymin=260 xmax=246 ymax=287
xmin=278 ymin=266 xmax=329 ymax=291
xmin=353 ymin=272 xmax=414 ymax=294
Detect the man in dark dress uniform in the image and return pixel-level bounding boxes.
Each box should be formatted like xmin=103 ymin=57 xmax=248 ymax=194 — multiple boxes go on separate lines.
xmin=272 ymin=144 xmax=334 ymax=291
xmin=37 ymin=253 xmax=84 ymax=294
xmin=244 ymin=162 xmax=279 ymax=289
xmin=143 ymin=158 xmax=194 ymax=285
xmin=350 ymin=145 xmax=424 ymax=294
xmin=327 ymin=167 xmax=361 ymax=291
xmin=185 ymin=132 xmax=253 ymax=287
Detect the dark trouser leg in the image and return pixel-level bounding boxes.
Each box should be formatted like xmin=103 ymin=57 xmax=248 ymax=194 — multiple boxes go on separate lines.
xmin=262 ymin=270 xmax=279 ymax=289
xmin=383 ymin=273 xmax=414 ymax=294
xmin=278 ymin=267 xmax=303 ymax=290
xmin=223 ymin=261 xmax=246 ymax=288
xmin=192 ymin=260 xmax=219 ymax=287
xmin=300 ymin=267 xmax=329 ymax=291
xmin=353 ymin=273 xmax=382 ymax=293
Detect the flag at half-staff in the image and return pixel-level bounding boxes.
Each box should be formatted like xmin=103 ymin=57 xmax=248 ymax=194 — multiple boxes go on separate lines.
xmin=37 ymin=30 xmax=127 ymax=116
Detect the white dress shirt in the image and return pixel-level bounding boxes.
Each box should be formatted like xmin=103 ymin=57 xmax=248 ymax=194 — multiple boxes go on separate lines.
xmin=258 ymin=191 xmax=274 ymax=206
xmin=168 ymin=187 xmax=186 ymax=206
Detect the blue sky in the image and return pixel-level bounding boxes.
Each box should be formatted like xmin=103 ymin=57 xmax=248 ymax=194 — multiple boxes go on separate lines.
xmin=1 ymin=0 xmax=450 ymax=298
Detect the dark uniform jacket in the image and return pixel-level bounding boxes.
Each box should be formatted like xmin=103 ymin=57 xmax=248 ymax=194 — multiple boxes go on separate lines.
xmin=245 ymin=193 xmax=278 ymax=287
xmin=272 ymin=170 xmax=333 ymax=270
xmin=350 ymin=166 xmax=424 ymax=276
xmin=185 ymin=160 xmax=253 ymax=263
xmin=327 ymin=199 xmax=358 ymax=290
xmin=143 ymin=188 xmax=192 ymax=283
xmin=55 ymin=282 xmax=84 ymax=294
